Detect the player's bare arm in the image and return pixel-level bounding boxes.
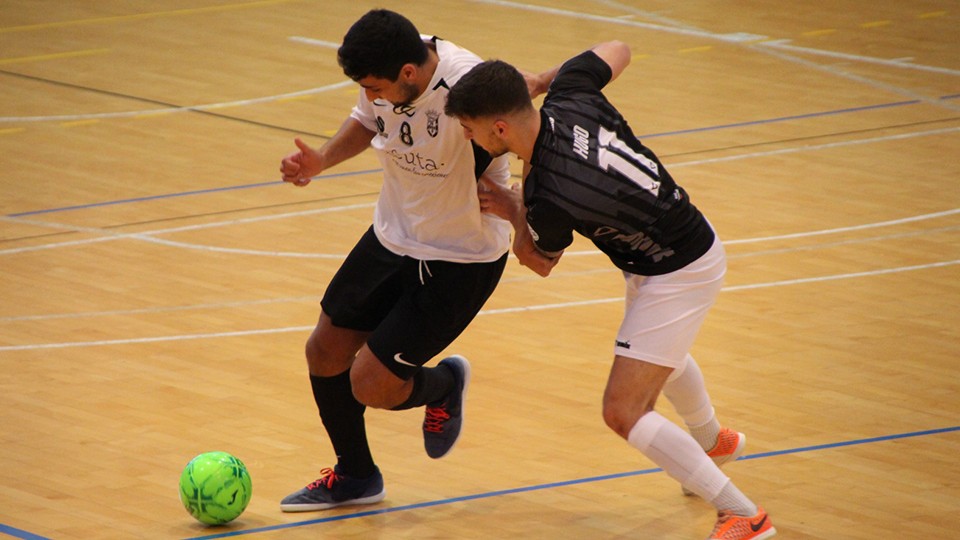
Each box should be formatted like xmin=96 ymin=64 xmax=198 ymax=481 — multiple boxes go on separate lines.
xmin=523 ymin=41 xmax=631 ymax=98
xmin=280 ymin=118 xmax=376 ymax=187
xmin=477 ymin=176 xmax=560 ymax=276
xmin=512 ymin=223 xmax=561 ymax=277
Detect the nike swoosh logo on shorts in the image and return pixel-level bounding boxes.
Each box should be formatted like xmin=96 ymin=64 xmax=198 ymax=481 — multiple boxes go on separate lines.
xmin=393 ymin=353 xmax=417 ymax=367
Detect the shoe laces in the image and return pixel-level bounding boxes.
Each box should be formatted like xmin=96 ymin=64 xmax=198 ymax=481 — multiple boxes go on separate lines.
xmin=708 ymin=428 xmax=738 ymax=457
xmin=423 ymin=404 xmax=450 ymax=433
xmin=307 ymin=467 xmax=340 ymax=490
xmin=709 ymin=510 xmax=762 ymax=539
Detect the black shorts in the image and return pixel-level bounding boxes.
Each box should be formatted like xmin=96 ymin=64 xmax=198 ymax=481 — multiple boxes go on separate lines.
xmin=321 ymin=226 xmax=508 ymax=379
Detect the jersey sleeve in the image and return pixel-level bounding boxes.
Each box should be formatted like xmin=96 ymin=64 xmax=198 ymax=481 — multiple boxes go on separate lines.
xmin=348 ymin=93 xmax=379 ymax=133
xmin=546 ymin=50 xmax=613 ymax=96
xmin=526 ymin=198 xmax=575 ymax=253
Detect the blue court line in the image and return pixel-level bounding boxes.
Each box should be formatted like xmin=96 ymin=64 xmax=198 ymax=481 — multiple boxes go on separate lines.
xmin=5 ymin=169 xmax=381 ymax=218
xmin=179 ymin=425 xmax=959 ymax=540
xmin=0 ymin=426 xmax=955 ymax=540
xmin=0 ymin=525 xmax=49 ymax=540
xmin=6 ymin=93 xmax=958 ymax=219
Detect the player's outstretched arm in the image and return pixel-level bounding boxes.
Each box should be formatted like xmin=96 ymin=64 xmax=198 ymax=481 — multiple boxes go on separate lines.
xmin=521 ymin=40 xmax=631 ymax=99
xmin=279 ymin=118 xmax=375 ymax=187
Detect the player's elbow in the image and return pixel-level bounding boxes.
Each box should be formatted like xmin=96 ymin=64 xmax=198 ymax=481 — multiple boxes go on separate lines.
xmin=532 ymin=263 xmax=553 ymax=278
xmin=609 ymin=40 xmax=630 ymax=56
xmin=595 ymin=41 xmax=631 ymax=79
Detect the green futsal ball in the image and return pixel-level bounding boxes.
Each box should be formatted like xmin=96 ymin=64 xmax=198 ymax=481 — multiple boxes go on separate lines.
xmin=178 ymin=451 xmax=252 ymax=525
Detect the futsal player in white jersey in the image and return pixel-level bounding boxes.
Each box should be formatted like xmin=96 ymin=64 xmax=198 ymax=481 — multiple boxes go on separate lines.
xmin=445 ymin=43 xmax=776 ymax=540
xmin=277 ymin=10 xmax=511 ymax=511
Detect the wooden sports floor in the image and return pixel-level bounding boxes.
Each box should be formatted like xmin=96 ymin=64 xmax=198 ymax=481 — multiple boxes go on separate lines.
xmin=2 ymin=1 xmax=958 ymax=538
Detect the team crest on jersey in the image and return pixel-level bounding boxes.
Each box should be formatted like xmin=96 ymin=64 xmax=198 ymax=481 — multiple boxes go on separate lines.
xmin=426 ymin=110 xmax=440 ymax=138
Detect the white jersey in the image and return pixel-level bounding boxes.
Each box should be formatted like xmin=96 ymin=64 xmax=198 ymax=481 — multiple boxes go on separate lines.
xmin=349 ymin=37 xmax=512 ymax=263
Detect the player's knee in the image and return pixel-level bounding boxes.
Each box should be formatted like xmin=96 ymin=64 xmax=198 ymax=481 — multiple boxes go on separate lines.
xmin=304 ymin=331 xmax=351 ymax=375
xmin=349 ymin=357 xmax=403 ymax=409
xmin=602 ymin=404 xmax=632 ymax=439
xmin=602 ymin=396 xmax=655 ymax=439
xmin=304 ymin=332 xmax=331 ymax=370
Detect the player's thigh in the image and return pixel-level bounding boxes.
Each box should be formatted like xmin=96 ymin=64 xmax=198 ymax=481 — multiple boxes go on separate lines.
xmin=367 ymin=254 xmax=507 ymax=379
xmin=320 ymin=226 xmax=406 ymax=331
xmin=304 ymin=311 xmax=371 ymax=376
xmin=602 ymin=356 xmax=674 ymax=436
xmin=615 ymin=240 xmax=726 ymax=366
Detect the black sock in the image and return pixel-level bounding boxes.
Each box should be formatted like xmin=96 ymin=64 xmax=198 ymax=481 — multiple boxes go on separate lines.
xmin=310 ymin=370 xmax=377 ymax=479
xmin=391 ymin=364 xmax=455 ymax=411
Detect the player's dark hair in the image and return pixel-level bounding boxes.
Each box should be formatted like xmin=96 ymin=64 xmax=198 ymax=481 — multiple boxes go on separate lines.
xmin=445 ymin=60 xmax=533 ymax=119
xmin=338 ymin=9 xmax=429 ymax=81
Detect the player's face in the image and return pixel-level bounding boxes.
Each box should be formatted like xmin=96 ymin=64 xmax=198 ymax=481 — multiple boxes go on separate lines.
xmin=358 ymin=76 xmax=420 ymax=107
xmin=459 ymin=117 xmax=509 ymax=158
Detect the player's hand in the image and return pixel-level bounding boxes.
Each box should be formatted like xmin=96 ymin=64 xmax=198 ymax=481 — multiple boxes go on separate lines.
xmin=280 ymin=138 xmax=323 ymax=187
xmin=478 ymin=176 xmax=522 ymax=222
xmin=521 ymin=67 xmax=560 ymax=99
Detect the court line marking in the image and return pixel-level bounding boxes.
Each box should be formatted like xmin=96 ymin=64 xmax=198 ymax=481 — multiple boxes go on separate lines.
xmin=0 ymin=426 xmax=954 ymax=540
xmin=2 ymin=257 xmax=956 ymax=352
xmin=482 ymin=0 xmax=960 ymax=114
xmin=472 ymin=0 xmax=765 ymax=42
xmin=5 ymin=222 xmax=959 ymax=324
xmin=0 ymin=0 xmax=295 ymax=34
xmin=0 ymin=80 xmax=354 ymax=123
xmin=753 ymin=45 xmax=960 ymax=114
xmin=0 ymin=48 xmax=111 ymax=65
xmin=288 ymin=36 xmax=340 ymax=49
xmin=6 ymin=169 xmax=379 ymax=217
xmin=2 ymin=126 xmax=955 ymax=258
xmin=0 ymin=201 xmax=378 ymax=257
xmin=0 ymin=296 xmax=318 ymax=323
xmin=2 ymin=222 xmax=958 ymax=325
xmin=8 ymin=93 xmax=958 ymax=217
xmin=0 ymin=523 xmax=48 ymax=540
xmin=757 ymin=39 xmax=960 ymax=77
xmin=474 ymin=0 xmax=957 ymax=76
xmin=177 ymin=425 xmax=958 ymax=539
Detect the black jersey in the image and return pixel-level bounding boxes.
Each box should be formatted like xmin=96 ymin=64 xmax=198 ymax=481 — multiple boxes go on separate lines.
xmin=525 ymin=51 xmax=715 ymax=276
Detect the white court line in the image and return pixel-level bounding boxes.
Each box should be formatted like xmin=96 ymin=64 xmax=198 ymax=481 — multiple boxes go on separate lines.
xmin=0 ymin=80 xmax=354 ymax=123
xmin=477 ymin=0 xmax=958 ymax=77
xmin=560 ymin=212 xmax=960 ymax=257
xmin=0 ymin=202 xmax=376 ymax=256
xmin=757 ymin=40 xmax=960 ymax=77
xmin=3 ymin=126 xmax=955 ymax=258
xmin=0 ymin=295 xmax=317 ymax=322
xmin=4 ymin=223 xmax=957 ymax=324
xmin=2 ymin=258 xmax=956 ymax=351
xmin=289 ymin=36 xmax=340 ymax=49
xmin=668 ymin=126 xmax=960 ymax=168
xmin=471 ymin=0 xmax=765 ymax=42
xmin=485 ymin=0 xmax=959 ymax=113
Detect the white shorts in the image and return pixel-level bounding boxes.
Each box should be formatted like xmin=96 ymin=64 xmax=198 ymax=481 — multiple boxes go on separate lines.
xmin=614 ymin=237 xmax=726 ymax=368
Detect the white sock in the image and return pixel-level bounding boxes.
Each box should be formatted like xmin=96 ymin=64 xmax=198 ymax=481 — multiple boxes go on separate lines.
xmin=627 ymin=411 xmax=729 ymax=501
xmin=662 ymin=354 xmax=721 ymax=450
xmin=711 ymin=482 xmax=758 ymax=517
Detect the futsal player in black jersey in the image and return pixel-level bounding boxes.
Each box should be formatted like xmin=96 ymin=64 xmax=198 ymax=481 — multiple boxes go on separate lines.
xmin=445 ymin=42 xmax=775 ymax=540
